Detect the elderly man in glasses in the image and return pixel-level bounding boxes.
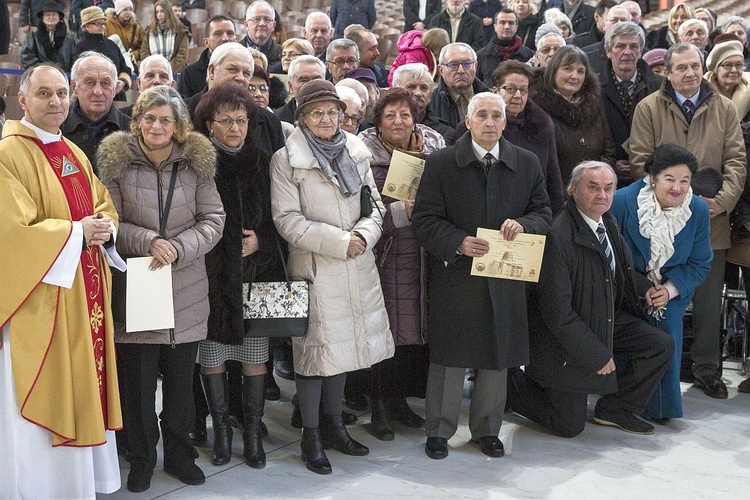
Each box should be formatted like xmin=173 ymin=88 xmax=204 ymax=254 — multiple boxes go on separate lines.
xmin=326 ymin=38 xmax=361 ymax=85
xmin=431 ymin=42 xmax=489 ymax=129
xmin=240 ymin=1 xmax=281 ymax=66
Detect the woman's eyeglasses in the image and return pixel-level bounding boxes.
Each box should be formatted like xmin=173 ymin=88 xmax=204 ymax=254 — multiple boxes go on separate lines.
xmin=212 ymin=117 xmax=249 ymax=127
xmin=141 ymin=114 xmax=175 ymax=126
xmin=306 ymin=108 xmax=343 ymax=123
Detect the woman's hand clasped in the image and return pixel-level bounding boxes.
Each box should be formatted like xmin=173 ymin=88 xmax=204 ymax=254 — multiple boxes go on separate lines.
xmin=149 ymin=238 xmax=179 ymax=270
xmin=347 ymin=231 xmax=367 ymax=259
xmin=242 ymin=229 xmax=259 ymax=257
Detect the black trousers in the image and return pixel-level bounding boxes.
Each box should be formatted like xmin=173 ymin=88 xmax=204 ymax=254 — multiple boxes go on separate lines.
xmin=510 ymin=310 xmax=673 ymax=437
xmin=118 ymin=341 xmax=199 ymax=470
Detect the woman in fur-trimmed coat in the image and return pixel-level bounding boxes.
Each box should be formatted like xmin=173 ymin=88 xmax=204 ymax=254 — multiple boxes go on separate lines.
xmin=97 ymin=86 xmax=224 ymax=492
xmin=530 ymin=45 xmax=615 ymax=189
xmin=21 ymin=4 xmax=77 ymax=71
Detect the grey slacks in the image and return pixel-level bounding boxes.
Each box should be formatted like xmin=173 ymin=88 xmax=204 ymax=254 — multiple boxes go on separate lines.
xmin=690 ymin=249 xmax=725 ymax=378
xmin=424 ymin=362 xmax=507 ymax=440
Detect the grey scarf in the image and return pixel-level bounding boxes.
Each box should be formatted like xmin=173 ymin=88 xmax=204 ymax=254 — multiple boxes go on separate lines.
xmin=301 ymin=126 xmax=362 ymax=197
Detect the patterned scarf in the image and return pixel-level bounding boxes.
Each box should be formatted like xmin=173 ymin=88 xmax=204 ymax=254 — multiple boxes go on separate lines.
xmin=378 ymin=128 xmax=425 ymax=159
xmin=301 ymin=126 xmax=362 ymax=197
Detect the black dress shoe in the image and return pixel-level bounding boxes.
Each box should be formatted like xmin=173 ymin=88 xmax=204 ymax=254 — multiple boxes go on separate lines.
xmin=275 ymin=360 xmax=295 ymax=381
xmin=126 ymin=461 xmax=153 ymax=493
xmin=387 ymin=398 xmax=425 ymax=428
xmin=649 ymin=417 xmax=672 ymax=425
xmin=593 ymin=406 xmax=654 ymax=435
xmin=342 ymin=410 xmax=358 ymax=425
xmin=320 ymin=414 xmax=369 ymax=456
xmin=693 ymin=373 xmax=728 ymax=399
xmin=345 ymin=393 xmax=368 ymax=411
xmin=425 ymin=437 xmax=448 ymax=460
xmin=739 ymin=378 xmax=750 ymax=393
xmin=471 ymin=436 xmax=505 ymax=458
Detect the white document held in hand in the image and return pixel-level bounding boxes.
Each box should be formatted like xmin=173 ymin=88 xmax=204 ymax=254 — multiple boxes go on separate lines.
xmin=126 ymin=257 xmax=175 ymax=333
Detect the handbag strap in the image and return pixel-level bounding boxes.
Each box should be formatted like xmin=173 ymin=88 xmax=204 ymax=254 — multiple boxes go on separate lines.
xmin=158 ymin=166 xmax=179 ymax=237
xmin=274 ymin=236 xmax=293 ymax=292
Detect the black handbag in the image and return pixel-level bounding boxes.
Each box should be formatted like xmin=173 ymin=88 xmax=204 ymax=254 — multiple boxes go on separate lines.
xmin=110 ymin=166 xmax=179 ymax=327
xmin=243 ymin=238 xmax=309 ymax=338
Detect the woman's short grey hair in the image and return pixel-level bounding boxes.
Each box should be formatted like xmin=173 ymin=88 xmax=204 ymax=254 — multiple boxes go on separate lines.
xmin=335 ymin=85 xmax=362 ymax=109
xmin=722 ymin=16 xmax=750 ymax=35
xmin=326 ymin=38 xmax=359 ymax=61
xmin=392 ymin=63 xmax=432 ymax=88
xmin=439 ymin=42 xmax=477 ymax=65
xmin=567 ymin=161 xmax=617 ymax=196
xmin=288 ymin=55 xmax=326 ymax=80
xmin=131 ymin=85 xmax=193 ymax=143
xmin=604 ymin=22 xmax=645 ymax=51
xmin=70 ymin=51 xmax=117 ymax=83
xmin=336 ymin=78 xmax=369 ymax=107
xmin=466 ymin=92 xmax=506 ymax=120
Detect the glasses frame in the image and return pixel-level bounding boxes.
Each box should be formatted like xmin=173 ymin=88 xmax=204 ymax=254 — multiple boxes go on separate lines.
xmin=305 ymin=108 xmax=344 ymax=123
xmin=141 ymin=114 xmax=175 ymax=126
xmin=442 ymin=61 xmax=476 ymax=72
xmin=211 ymin=117 xmax=250 ymax=128
xmin=499 ymin=85 xmax=529 ymax=95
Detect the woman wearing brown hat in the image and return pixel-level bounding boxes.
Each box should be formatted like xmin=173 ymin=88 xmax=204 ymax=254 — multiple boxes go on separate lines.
xmin=74 ymin=5 xmax=132 ymax=99
xmin=270 ymin=79 xmax=394 ymax=475
xmin=705 ymin=37 xmax=750 ymax=122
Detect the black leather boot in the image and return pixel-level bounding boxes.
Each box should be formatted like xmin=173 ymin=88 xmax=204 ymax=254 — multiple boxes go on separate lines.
xmin=370 ymin=398 xmax=395 ymax=441
xmin=242 ymin=374 xmax=267 ymax=469
xmin=320 ymin=413 xmax=369 ymax=456
xmin=200 ymin=373 xmax=233 ymax=465
xmin=301 ymin=427 xmax=332 ymax=475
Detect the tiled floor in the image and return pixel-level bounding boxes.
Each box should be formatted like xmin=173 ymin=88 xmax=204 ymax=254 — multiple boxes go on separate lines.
xmin=100 ymin=365 xmax=750 ymax=500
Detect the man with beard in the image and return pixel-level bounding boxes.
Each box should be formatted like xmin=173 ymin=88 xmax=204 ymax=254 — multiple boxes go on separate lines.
xmin=429 ymin=0 xmax=486 ymax=52
xmin=477 ymin=9 xmax=535 ymax=86
xmin=392 ymin=62 xmax=456 ymax=144
xmin=347 ymin=29 xmax=389 ymax=88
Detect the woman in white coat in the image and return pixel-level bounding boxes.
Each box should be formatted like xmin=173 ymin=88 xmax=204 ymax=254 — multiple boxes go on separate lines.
xmin=270 ymin=80 xmax=394 ymax=475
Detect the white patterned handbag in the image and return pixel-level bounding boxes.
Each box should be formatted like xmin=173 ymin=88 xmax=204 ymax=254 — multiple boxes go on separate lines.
xmin=242 ymin=239 xmax=309 ymax=337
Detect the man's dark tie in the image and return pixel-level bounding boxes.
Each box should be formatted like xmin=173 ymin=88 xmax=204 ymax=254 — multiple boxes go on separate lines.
xmin=596 ymin=223 xmax=615 ymax=273
xmin=683 ymin=99 xmax=695 ymax=123
xmin=619 ymin=79 xmax=634 ymax=96
xmin=483 ymin=152 xmax=494 ymax=177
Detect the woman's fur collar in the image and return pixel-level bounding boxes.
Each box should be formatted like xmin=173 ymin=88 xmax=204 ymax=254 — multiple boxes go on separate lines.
xmin=530 ymin=75 xmax=603 ymax=129
xmin=97 ymin=130 xmax=216 ymax=183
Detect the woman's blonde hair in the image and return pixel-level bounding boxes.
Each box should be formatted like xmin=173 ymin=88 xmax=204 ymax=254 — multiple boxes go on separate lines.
xmin=131 ymin=85 xmax=193 ymax=144
xmin=422 ymin=28 xmax=450 ymax=56
xmin=282 ymin=38 xmax=315 ymax=57
xmin=509 ymin=0 xmax=538 ymax=16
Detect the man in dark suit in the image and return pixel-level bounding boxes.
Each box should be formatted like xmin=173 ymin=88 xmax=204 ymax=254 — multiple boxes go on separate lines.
xmin=476 ymin=9 xmax=535 ymax=86
xmin=562 ymin=0 xmax=596 ymax=36
xmin=177 ymin=15 xmax=236 ymax=99
xmin=507 ymin=161 xmax=673 ymax=437
xmin=403 ymin=0 xmax=442 ymax=32
xmin=582 ymin=4 xmax=632 ymax=72
xmin=412 ymin=92 xmax=552 ymax=460
xmin=593 ymin=22 xmax=662 ymax=186
xmin=429 ymin=0 xmax=486 ymax=52
xmin=240 ymin=1 xmax=281 ymax=66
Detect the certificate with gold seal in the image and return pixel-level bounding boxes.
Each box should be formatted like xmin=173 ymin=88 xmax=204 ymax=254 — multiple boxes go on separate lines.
xmin=470 ymin=228 xmax=546 ymax=282
xmin=382 ymin=149 xmax=426 ymax=201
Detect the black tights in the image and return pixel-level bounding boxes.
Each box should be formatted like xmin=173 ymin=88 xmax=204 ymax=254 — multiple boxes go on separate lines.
xmin=295 ymin=373 xmax=346 ymax=428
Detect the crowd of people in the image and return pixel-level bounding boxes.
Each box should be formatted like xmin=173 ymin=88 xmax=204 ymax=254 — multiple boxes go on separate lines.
xmin=1 ymin=0 xmax=750 ymax=497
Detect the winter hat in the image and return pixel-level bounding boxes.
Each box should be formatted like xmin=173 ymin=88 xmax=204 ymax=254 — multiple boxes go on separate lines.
xmin=80 ymin=6 xmax=107 ymax=26
xmin=37 ymin=0 xmax=65 ymax=19
xmin=115 ymin=0 xmax=134 ymax=15
xmin=535 ymin=23 xmax=563 ymax=47
xmin=642 ymin=48 xmax=667 ymax=69
xmin=706 ymin=40 xmax=744 ymax=73
xmin=294 ymin=79 xmax=346 ymax=120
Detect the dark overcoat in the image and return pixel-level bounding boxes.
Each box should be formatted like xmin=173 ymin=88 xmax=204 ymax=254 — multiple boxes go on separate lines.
xmin=526 ymin=201 xmax=648 ymax=393
xmin=411 ymin=133 xmax=552 ymax=370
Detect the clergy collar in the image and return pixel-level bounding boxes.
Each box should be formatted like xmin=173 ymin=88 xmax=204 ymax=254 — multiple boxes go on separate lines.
xmin=21 ymin=117 xmax=62 ymax=144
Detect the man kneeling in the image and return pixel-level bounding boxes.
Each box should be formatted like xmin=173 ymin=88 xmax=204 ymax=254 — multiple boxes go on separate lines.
xmin=508 ymin=161 xmax=674 ymax=437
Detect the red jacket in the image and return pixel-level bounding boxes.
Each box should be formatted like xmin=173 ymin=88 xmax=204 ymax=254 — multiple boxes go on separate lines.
xmin=388 ymin=30 xmax=436 ymax=86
